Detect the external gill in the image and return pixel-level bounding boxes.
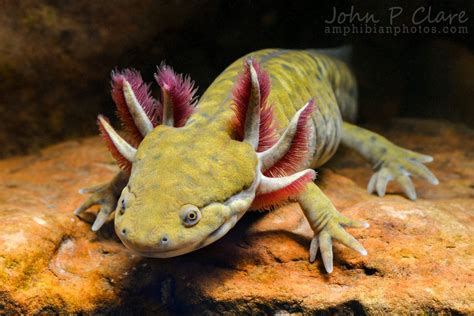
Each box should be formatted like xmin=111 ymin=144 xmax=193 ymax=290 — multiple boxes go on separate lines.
xmin=77 ymin=64 xmax=199 ymax=231
xmin=155 ymin=63 xmax=198 ymax=127
xmin=231 ymin=58 xmax=317 ymax=209
xmin=111 ymin=69 xmax=160 ymax=146
xmin=99 ymin=65 xmax=199 ymax=172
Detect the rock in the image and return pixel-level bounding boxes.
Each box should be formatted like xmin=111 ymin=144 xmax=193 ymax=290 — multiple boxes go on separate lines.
xmin=0 ymin=119 xmax=473 ymax=314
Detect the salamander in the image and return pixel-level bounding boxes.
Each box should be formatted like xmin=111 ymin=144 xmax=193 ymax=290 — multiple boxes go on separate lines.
xmin=75 ymin=48 xmax=438 ymax=272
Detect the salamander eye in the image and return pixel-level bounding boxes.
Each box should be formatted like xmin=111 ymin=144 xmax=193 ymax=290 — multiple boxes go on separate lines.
xmin=180 ymin=204 xmax=201 ymax=227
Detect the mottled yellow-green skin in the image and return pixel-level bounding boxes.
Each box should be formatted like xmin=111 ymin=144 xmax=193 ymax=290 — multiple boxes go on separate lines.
xmin=114 ymin=49 xmax=360 ymax=255
xmin=192 ymin=49 xmax=357 ymax=167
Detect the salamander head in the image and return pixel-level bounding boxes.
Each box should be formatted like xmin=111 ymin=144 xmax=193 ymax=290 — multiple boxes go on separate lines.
xmin=114 ymin=125 xmax=259 ymax=257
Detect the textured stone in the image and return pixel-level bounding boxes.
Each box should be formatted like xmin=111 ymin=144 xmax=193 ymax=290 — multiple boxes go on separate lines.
xmin=0 ymin=119 xmax=473 ymax=314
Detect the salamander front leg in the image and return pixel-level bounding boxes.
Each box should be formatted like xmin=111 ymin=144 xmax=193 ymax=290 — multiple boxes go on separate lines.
xmin=297 ymin=182 xmax=368 ymax=273
xmin=74 ymin=171 xmax=129 ymax=231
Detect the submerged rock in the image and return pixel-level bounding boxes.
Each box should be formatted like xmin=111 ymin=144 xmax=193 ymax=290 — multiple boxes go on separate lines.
xmin=0 ymin=119 xmax=473 ymax=314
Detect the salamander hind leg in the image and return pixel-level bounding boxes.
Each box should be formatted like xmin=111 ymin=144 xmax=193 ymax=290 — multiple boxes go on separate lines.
xmin=341 ymin=122 xmax=438 ymax=200
xmin=74 ymin=171 xmax=129 ymax=231
xmin=297 ymin=182 xmax=368 ymax=273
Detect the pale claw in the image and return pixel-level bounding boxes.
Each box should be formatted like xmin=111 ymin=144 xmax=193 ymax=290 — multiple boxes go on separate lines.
xmin=367 ymin=173 xmax=378 ymax=194
xmin=375 ymin=167 xmax=392 ymax=197
xmin=329 ymin=221 xmax=367 ymax=256
xmin=397 ymin=175 xmax=416 ymax=200
xmin=319 ymin=230 xmax=333 ymax=273
xmin=91 ymin=204 xmax=115 ymax=231
xmin=309 ymin=237 xmax=319 ymax=263
xmin=406 ymin=159 xmax=439 ymax=185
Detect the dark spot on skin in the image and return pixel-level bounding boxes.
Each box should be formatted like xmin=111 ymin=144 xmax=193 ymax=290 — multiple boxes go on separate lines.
xmin=380 ymin=147 xmax=387 ymax=154
xmin=205 ymin=168 xmax=216 ymax=178
xmin=184 ymin=175 xmax=195 ymax=185
xmin=316 ymin=63 xmax=322 ymax=74
xmin=182 ymin=155 xmax=195 ymax=165
xmin=370 ymin=136 xmax=377 ymax=143
xmin=150 ymin=183 xmax=160 ymax=190
xmin=185 ymin=142 xmax=196 ymax=150
xmin=260 ymin=49 xmax=289 ymax=63
xmin=269 ymin=74 xmax=278 ymax=83
xmin=281 ymin=64 xmax=292 ymax=71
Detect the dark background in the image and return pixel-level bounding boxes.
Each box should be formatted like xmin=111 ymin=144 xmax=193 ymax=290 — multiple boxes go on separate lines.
xmin=0 ymin=0 xmax=472 ymax=158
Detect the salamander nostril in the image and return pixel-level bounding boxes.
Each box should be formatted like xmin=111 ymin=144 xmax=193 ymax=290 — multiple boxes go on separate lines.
xmin=119 ymin=199 xmax=126 ymax=215
xmin=161 ymin=235 xmax=169 ymax=244
xmin=121 ymin=228 xmax=127 ymax=235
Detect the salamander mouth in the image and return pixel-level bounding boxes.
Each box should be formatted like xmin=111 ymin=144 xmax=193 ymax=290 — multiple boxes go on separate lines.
xmin=117 ymin=168 xmax=258 ymax=258
xmin=118 ymin=215 xmax=240 ymax=258
xmin=121 ymin=240 xmax=200 ymax=258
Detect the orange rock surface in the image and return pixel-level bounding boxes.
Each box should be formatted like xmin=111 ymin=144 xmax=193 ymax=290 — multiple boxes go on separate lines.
xmin=0 ymin=119 xmax=473 ymax=314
